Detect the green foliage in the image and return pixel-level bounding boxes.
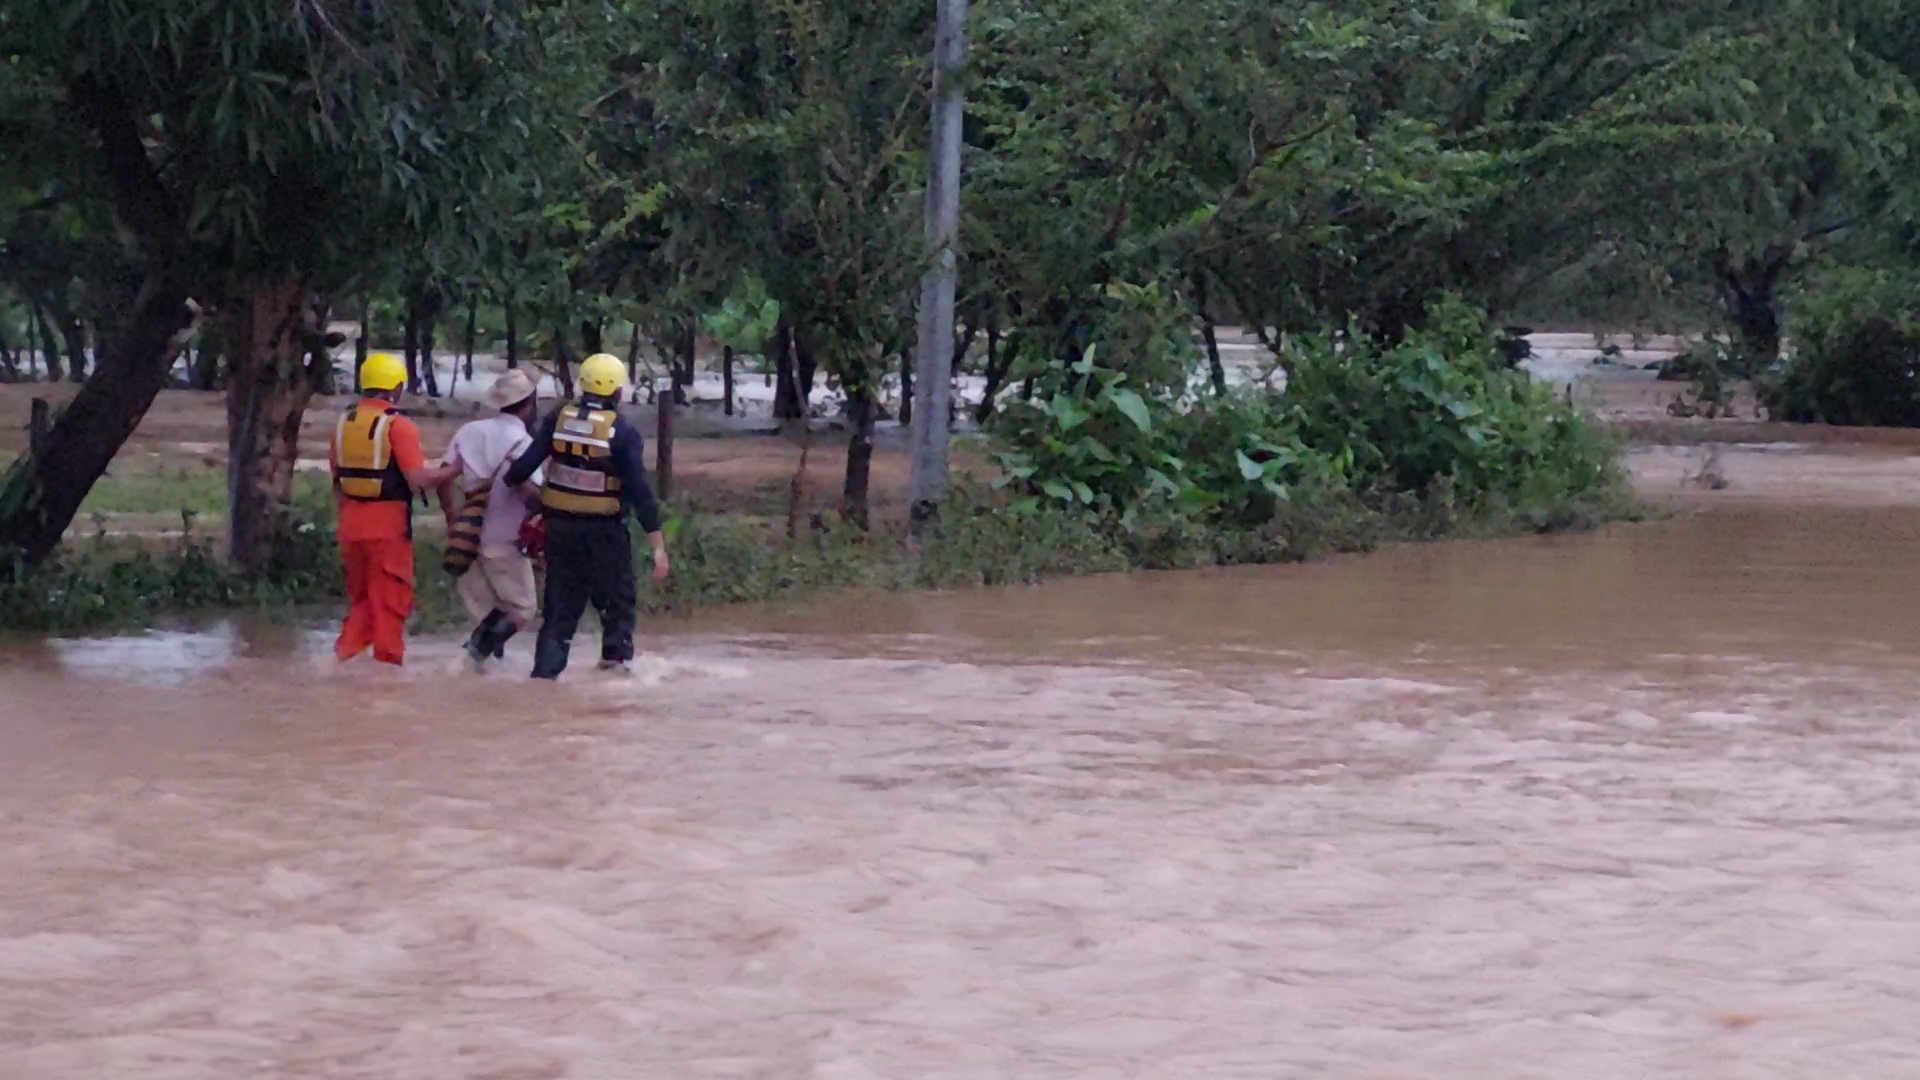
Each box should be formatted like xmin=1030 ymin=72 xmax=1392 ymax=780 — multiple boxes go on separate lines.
xmin=5 ymin=0 xmax=543 ymax=292
xmin=700 ymin=276 xmax=782 ymax=354
xmin=611 ymin=0 xmax=930 ymax=386
xmin=991 ymin=344 xmax=1186 ymax=519
xmin=18 ymin=0 xmax=1920 ymax=596
xmin=913 ymin=488 xmax=1135 ymax=585
xmin=1763 ymin=267 xmax=1920 ymax=426
xmin=994 ymin=297 xmax=1626 ymax=537
xmin=0 ymin=511 xmax=341 ymax=634
xmin=640 ymin=510 xmax=880 ymax=612
xmin=1279 ymin=300 xmax=1623 ymax=515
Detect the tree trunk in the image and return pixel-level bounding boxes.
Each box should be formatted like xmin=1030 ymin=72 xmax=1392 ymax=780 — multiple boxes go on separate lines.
xmin=953 ymin=321 xmax=978 ymax=378
xmin=29 ymin=399 xmax=50 ymax=459
xmin=1200 ymin=316 xmax=1226 ymax=394
xmin=946 ymin=322 xmax=976 ymax=430
xmin=626 ymin=322 xmax=643 ymax=392
xmin=581 ymin=319 xmax=604 ymax=357
xmin=655 ymin=370 xmax=674 ymax=502
xmin=312 ymin=339 xmax=338 ymax=397
xmin=773 ymin=320 xmax=803 ymax=420
xmin=57 ymin=314 xmax=88 ymax=384
xmin=796 ymin=330 xmax=818 ymax=403
xmin=899 ymin=348 xmax=914 ymax=428
xmin=311 ymin=299 xmax=338 ymax=396
xmin=786 ymin=420 xmax=813 ymax=541
xmin=193 ymin=328 xmax=223 ymax=391
xmin=419 ymin=308 xmax=441 ymax=398
xmin=0 ymin=275 xmax=194 ymax=566
xmin=722 ymin=345 xmax=735 ymax=416
xmin=464 ymin=304 xmax=477 ymax=382
xmin=1194 ymin=273 xmax=1227 ymax=394
xmin=0 ymin=319 xmax=17 ymax=380
xmin=976 ymin=324 xmax=1013 ymax=424
xmin=23 ymin=310 xmax=40 ymax=382
xmin=551 ymin=325 xmax=576 ymax=398
xmin=504 ymin=302 xmax=519 ymax=369
xmin=1020 ymin=374 xmax=1036 ymax=401
xmin=1722 ymin=259 xmax=1784 ymax=368
xmin=224 ymin=281 xmax=321 ymax=580
xmin=402 ymin=308 xmax=421 ymax=394
xmin=354 ymin=299 xmax=370 ymax=394
xmin=33 ymin=308 xmax=64 ymax=383
xmin=675 ymin=324 xmax=695 ymax=406
xmin=841 ymin=364 xmax=876 ymax=530
xmin=22 ymin=309 xmax=40 ymax=382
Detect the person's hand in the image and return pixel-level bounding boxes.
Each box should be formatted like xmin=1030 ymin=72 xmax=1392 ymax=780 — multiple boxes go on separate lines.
xmin=651 ymin=546 xmax=671 ymax=583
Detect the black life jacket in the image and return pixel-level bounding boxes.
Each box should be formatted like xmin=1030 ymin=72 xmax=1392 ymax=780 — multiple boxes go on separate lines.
xmin=540 ymin=403 xmax=623 ymax=516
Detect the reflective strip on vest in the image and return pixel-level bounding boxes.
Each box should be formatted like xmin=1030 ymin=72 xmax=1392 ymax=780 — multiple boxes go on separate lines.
xmin=541 ymin=404 xmax=623 ymax=515
xmin=553 ymin=405 xmax=616 ymax=456
xmin=541 ymin=485 xmax=623 ymax=515
xmin=333 ymin=407 xmax=408 ymax=502
xmin=548 ymin=463 xmax=609 ymax=493
xmin=556 ymin=417 xmax=612 ymax=448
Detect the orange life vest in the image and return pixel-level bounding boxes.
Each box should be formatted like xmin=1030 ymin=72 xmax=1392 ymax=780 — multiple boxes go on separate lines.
xmin=332 ymin=404 xmax=410 ymax=502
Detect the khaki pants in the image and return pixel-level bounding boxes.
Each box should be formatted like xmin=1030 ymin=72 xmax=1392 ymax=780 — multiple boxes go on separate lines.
xmin=457 ymin=549 xmax=539 ymax=625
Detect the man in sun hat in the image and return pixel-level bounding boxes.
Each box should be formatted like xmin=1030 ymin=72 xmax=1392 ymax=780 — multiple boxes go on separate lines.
xmin=438 ymin=367 xmax=545 ymax=665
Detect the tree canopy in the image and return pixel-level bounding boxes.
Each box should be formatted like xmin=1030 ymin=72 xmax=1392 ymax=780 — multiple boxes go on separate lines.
xmin=3 ymin=0 xmax=1919 ymax=568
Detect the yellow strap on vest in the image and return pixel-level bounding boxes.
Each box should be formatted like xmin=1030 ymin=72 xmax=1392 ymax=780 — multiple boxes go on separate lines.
xmin=334 ymin=408 xmax=401 ymax=501
xmin=542 ymin=404 xmax=624 ymax=515
xmin=553 ymin=405 xmax=616 ymax=457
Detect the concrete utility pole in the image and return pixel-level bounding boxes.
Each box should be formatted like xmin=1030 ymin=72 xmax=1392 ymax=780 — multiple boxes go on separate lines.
xmin=906 ymin=0 xmax=967 ymax=531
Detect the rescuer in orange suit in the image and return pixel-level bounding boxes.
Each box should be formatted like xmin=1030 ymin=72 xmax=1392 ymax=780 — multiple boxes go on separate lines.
xmin=329 ymin=352 xmax=455 ymax=665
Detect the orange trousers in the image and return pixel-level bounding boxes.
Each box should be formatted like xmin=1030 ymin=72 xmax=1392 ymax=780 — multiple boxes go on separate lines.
xmin=335 ymin=537 xmax=415 ymax=665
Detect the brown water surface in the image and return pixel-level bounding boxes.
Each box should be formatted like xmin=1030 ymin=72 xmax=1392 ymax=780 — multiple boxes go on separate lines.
xmin=4 ymin=497 xmax=1920 ymax=1077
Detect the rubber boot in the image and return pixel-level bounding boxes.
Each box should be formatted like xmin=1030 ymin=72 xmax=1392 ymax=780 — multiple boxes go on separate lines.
xmin=466 ymin=609 xmax=509 ymax=664
xmin=488 ymin=621 xmax=519 ymax=659
xmin=462 ymin=619 xmax=492 ymax=664
xmin=530 ymin=630 xmax=570 ymax=680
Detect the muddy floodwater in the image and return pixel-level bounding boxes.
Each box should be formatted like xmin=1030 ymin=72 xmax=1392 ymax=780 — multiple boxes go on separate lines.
xmin=6 ymin=471 xmax=1920 ymax=1076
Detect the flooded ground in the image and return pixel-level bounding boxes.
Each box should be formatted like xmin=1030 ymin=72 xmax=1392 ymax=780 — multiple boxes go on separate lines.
xmin=7 ymin=452 xmax=1920 ymax=1076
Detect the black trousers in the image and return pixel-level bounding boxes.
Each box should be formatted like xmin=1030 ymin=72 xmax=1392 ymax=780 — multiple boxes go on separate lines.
xmin=531 ymin=516 xmax=636 ymax=679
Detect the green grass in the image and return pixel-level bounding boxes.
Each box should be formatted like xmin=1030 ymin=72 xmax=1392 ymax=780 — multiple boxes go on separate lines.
xmin=0 ymin=456 xmax=332 ymax=519
xmin=80 ymin=466 xmax=333 ymax=517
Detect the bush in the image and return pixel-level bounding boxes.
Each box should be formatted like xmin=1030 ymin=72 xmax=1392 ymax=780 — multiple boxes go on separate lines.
xmin=0 ymin=511 xmax=345 ymax=634
xmin=638 ymin=509 xmax=886 ymax=613
xmin=914 ymin=487 xmax=1132 ymax=586
xmin=1655 ymin=336 xmax=1744 ymax=419
xmin=990 ymin=295 xmax=1628 ymax=538
xmin=1762 ymin=268 xmax=1920 ymax=427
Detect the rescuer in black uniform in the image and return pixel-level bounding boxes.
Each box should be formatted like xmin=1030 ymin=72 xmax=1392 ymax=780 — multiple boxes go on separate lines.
xmin=505 ymin=353 xmax=670 ymax=679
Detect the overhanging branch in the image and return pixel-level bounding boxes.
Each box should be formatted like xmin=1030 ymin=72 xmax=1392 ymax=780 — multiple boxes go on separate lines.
xmin=65 ymin=74 xmax=184 ymax=263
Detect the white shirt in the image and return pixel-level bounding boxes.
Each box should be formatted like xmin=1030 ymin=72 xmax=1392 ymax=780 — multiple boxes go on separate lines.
xmin=444 ymin=414 xmax=543 ymax=553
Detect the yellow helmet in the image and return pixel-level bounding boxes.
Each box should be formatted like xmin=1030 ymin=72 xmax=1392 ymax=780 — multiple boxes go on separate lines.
xmin=360 ymin=351 xmax=406 ymax=392
xmin=578 ymin=353 xmax=627 ymax=398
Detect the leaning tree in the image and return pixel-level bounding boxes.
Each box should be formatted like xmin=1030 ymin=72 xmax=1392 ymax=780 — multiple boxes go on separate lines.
xmin=0 ymin=0 xmax=545 ymax=575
